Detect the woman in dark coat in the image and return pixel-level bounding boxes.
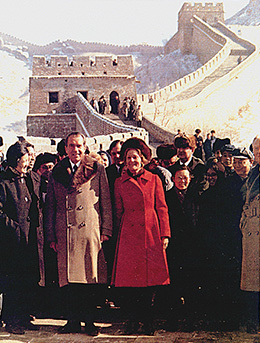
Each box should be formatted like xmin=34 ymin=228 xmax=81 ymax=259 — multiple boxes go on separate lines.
xmin=112 ymin=138 xmax=171 ymax=335
xmin=165 ymin=164 xmax=201 ymax=330
xmin=0 ymin=141 xmax=44 ymax=334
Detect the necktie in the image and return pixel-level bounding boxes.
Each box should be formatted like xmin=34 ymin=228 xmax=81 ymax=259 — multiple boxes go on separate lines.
xmin=73 ymin=165 xmax=78 ymax=174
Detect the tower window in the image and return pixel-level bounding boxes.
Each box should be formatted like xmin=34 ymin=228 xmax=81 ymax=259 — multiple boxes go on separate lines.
xmin=49 ymin=92 xmax=59 ymax=103
xmin=79 ymin=91 xmax=88 ymax=99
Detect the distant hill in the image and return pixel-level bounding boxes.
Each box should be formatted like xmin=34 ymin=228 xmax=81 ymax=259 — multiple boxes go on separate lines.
xmin=0 ymin=32 xmax=163 ymax=67
xmin=226 ymin=0 xmax=260 ymax=25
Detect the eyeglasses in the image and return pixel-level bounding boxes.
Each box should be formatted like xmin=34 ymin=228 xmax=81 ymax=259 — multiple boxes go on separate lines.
xmin=206 ymin=173 xmax=217 ymax=178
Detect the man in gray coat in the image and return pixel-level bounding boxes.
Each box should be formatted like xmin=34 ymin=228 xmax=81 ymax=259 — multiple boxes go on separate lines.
xmin=45 ymin=132 xmax=112 ymax=336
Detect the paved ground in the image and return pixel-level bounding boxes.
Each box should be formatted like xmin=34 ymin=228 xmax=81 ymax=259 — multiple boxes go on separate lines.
xmin=0 ymin=318 xmax=259 ymax=343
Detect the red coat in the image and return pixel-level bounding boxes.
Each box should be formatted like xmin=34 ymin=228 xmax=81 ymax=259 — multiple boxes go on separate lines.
xmin=112 ymin=169 xmax=171 ymax=287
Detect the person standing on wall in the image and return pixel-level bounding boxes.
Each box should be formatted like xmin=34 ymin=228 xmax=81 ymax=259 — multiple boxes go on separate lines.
xmin=135 ymin=105 xmax=143 ymax=127
xmin=45 ymin=132 xmax=112 ymax=336
xmin=98 ymin=95 xmax=107 ymax=115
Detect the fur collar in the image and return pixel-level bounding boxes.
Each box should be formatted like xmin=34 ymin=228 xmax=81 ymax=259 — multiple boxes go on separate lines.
xmin=70 ymin=155 xmax=98 ymax=191
xmin=52 ymin=155 xmax=98 ymax=189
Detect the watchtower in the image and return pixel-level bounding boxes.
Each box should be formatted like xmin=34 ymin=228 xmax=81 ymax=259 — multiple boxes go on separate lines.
xmin=178 ymin=2 xmax=224 ymax=53
xmin=29 ymin=54 xmax=137 ymax=115
xmin=164 ymin=2 xmax=225 ymax=55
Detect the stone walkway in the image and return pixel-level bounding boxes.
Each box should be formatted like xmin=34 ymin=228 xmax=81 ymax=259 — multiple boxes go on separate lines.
xmin=0 ymin=319 xmax=259 ymax=343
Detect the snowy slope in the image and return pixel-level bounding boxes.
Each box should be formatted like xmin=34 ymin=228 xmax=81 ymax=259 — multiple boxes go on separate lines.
xmin=135 ymin=50 xmax=202 ymax=94
xmin=0 ymin=50 xmax=31 ymax=142
xmin=226 ymin=0 xmax=260 ymax=25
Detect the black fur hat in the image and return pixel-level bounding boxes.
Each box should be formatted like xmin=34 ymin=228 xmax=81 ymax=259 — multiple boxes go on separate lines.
xmin=120 ymin=137 xmax=152 ymax=162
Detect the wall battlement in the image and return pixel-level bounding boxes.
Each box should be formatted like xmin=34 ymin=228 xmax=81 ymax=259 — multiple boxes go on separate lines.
xmin=32 ymin=55 xmax=134 ymax=77
xmin=165 ymin=2 xmax=225 ymax=55
xmin=180 ymin=2 xmax=224 ymax=12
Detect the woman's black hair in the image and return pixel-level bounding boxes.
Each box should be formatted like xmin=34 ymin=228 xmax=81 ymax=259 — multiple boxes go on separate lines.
xmin=170 ymin=164 xmax=191 ymax=178
xmin=97 ymin=150 xmax=112 ymax=166
xmin=6 ymin=141 xmax=28 ymax=168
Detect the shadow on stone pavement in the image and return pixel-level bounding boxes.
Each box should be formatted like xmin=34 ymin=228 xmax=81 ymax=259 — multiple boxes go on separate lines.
xmin=0 ymin=318 xmax=259 ymax=343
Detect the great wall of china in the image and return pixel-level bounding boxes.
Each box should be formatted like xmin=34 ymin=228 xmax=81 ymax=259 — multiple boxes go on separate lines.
xmin=24 ymin=2 xmax=259 ymax=153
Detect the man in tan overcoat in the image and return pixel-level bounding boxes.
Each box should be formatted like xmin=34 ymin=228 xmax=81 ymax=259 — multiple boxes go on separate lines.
xmin=45 ymin=132 xmax=112 ymax=336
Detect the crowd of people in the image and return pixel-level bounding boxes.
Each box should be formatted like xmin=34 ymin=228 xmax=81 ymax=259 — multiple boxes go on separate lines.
xmin=89 ymin=95 xmax=143 ymax=126
xmin=0 ymin=130 xmax=258 ymax=336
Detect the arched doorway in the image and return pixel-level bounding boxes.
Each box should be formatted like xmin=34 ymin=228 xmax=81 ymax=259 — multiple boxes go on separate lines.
xmin=110 ymin=91 xmax=120 ymax=114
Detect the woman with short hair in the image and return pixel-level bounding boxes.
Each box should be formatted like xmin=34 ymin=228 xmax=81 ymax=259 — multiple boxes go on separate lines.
xmin=0 ymin=141 xmax=44 ymax=334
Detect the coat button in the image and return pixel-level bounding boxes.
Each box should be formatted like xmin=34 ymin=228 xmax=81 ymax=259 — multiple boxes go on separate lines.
xmin=25 ymin=197 xmax=29 ymax=202
xmin=77 ymin=188 xmax=83 ymax=193
xmin=68 ymin=223 xmax=72 ymax=228
xmin=77 ymin=205 xmax=83 ymax=210
xmin=27 ymin=216 xmax=30 ymax=222
xmin=78 ymin=221 xmax=85 ymax=229
xmin=67 ymin=206 xmax=72 ymax=211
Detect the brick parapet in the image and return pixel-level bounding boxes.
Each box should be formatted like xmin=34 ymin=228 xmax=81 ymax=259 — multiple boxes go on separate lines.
xmin=19 ymin=129 xmax=149 ymax=156
xmin=141 ymin=117 xmax=175 ymax=143
xmin=32 ymin=55 xmax=134 ymax=77
xmin=215 ymin=22 xmax=255 ymax=53
xmin=76 ymin=92 xmax=147 ymax=137
xmin=171 ymin=35 xmax=258 ymax=113
xmin=26 ymin=92 xmax=148 ymax=145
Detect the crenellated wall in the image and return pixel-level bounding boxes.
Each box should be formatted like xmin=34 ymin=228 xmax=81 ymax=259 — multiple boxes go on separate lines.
xmin=29 ymin=75 xmax=137 ymax=115
xmin=165 ymin=2 xmax=224 ymax=55
xmin=32 ymin=55 xmax=134 ymax=76
xmin=138 ymin=22 xmax=230 ymax=105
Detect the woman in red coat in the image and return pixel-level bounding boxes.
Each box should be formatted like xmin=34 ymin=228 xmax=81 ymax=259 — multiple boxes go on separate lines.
xmin=111 ymin=138 xmax=170 ymax=335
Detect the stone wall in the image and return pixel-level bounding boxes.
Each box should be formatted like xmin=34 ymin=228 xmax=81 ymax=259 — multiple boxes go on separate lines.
xmin=75 ymin=93 xmax=146 ymax=136
xmin=191 ymin=15 xmax=226 ymax=64
xmin=29 ymin=75 xmax=137 ymax=115
xmin=32 ymin=55 xmax=134 ymax=77
xmin=27 ymin=113 xmax=79 ymax=138
xmin=164 ymin=32 xmax=180 ymax=55
xmin=22 ymin=129 xmax=149 ymax=156
xmin=164 ymin=2 xmax=224 ymax=55
xmin=138 ymin=19 xmax=230 ymax=106
xmin=141 ymin=117 xmax=175 ymax=143
xmin=27 ymin=93 xmax=147 ymax=140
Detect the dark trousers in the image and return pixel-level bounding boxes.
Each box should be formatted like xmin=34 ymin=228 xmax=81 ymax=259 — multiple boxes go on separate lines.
xmin=114 ymin=287 xmax=157 ymax=324
xmin=1 ymin=274 xmax=38 ymax=327
xmin=62 ymin=284 xmax=106 ymax=324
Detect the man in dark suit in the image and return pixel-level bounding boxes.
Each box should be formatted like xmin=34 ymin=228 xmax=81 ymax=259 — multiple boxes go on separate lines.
xmin=105 ymin=140 xmax=124 ymax=198
xmin=104 ymin=140 xmax=124 ymax=284
xmin=169 ymin=134 xmax=207 ymax=196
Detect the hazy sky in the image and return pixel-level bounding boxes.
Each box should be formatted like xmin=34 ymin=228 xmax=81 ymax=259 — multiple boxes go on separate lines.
xmin=0 ymin=0 xmax=250 ymax=46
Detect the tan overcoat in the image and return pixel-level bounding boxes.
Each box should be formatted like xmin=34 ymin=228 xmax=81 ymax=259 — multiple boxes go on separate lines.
xmin=45 ymin=155 xmax=112 ymax=287
xmin=240 ymin=164 xmax=259 ymax=292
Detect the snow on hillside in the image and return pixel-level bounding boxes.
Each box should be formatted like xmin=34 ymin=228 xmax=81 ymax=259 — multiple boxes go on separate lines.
xmin=135 ymin=50 xmax=202 ymax=94
xmin=226 ymin=0 xmax=260 ymax=26
xmin=0 ymin=50 xmax=31 ymax=143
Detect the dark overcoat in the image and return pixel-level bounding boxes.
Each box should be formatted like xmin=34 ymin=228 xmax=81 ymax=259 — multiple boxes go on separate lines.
xmin=0 ymin=167 xmax=45 ymax=286
xmin=112 ymin=169 xmax=171 ymax=288
xmin=165 ymin=186 xmax=200 ymax=288
xmin=45 ymin=155 xmax=112 ymax=288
